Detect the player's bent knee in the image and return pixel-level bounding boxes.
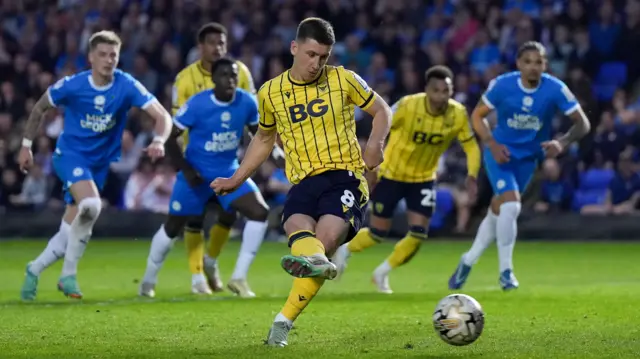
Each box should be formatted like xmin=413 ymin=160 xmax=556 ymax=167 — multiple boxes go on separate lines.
xmin=77 ymin=197 xmax=102 ymax=224
xmin=243 ymin=205 xmax=269 ymax=222
xmin=165 ymin=216 xmax=189 ymax=238
xmin=217 ymin=211 xmax=237 ymax=228
xmin=499 ymin=201 xmax=521 ymax=220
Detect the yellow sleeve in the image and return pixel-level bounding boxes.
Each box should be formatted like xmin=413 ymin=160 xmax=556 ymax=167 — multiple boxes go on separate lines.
xmin=236 ymin=61 xmax=256 ymax=94
xmin=390 ymin=97 xmax=406 ymax=130
xmin=341 ymin=67 xmax=375 ymax=111
xmin=456 ymin=109 xmax=480 ymax=178
xmin=257 ymin=84 xmax=276 ymax=131
xmin=172 ymin=72 xmax=191 ymax=116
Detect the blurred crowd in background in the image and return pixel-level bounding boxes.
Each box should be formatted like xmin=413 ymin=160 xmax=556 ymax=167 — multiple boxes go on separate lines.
xmin=1 ymin=0 xmax=640 ymax=234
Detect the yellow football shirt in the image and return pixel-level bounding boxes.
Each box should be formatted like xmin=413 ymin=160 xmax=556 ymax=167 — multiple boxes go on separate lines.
xmin=257 ymin=65 xmax=375 ymax=186
xmin=379 ymin=93 xmax=480 ymax=183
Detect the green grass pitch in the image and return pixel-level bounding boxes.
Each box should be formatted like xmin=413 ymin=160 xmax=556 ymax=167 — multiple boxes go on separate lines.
xmin=0 ymin=239 xmax=639 ymax=358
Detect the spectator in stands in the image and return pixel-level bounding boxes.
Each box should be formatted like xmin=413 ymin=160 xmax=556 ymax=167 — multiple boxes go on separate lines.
xmin=0 ymin=168 xmax=22 ymax=211
xmin=437 ymin=151 xmax=474 ymax=232
xmin=110 ymin=130 xmax=143 ymax=184
xmin=139 ymin=160 xmax=176 ymax=214
xmin=592 ymin=111 xmax=627 ymax=166
xmin=604 ymin=150 xmax=640 ymax=215
xmin=11 ymin=163 xmax=48 ymax=210
xmin=534 ymin=158 xmax=574 ymax=214
xmin=124 ymin=158 xmax=156 ymax=212
xmin=576 ymin=151 xmax=616 ymax=215
xmin=589 ymin=1 xmax=621 ymax=62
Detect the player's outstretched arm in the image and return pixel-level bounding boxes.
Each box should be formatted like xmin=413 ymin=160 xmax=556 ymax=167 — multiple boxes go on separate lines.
xmin=18 ymin=92 xmax=55 ymax=172
xmin=235 ymin=127 xmax=277 ymax=181
xmin=362 ymin=95 xmax=392 ymax=170
xmin=211 ymin=127 xmax=277 ymax=195
xmin=246 ymin=124 xmax=285 ymax=168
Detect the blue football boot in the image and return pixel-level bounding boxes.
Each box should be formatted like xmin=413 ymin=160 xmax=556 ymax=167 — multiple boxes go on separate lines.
xmin=448 ymin=260 xmax=472 ymax=290
xmin=499 ymin=269 xmax=519 ymax=291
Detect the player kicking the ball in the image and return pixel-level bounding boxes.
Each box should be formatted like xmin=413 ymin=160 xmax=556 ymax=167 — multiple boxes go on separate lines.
xmin=19 ymin=31 xmax=172 ymax=300
xmin=448 ymin=42 xmax=590 ymax=290
xmin=139 ymin=58 xmax=278 ymax=298
xmin=211 ymin=18 xmax=392 ymax=346
xmin=332 ymin=66 xmax=481 ymax=294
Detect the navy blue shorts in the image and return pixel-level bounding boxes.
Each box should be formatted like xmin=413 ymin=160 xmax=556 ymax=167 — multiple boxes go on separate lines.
xmin=371 ymin=177 xmax=436 ymax=218
xmin=282 ymin=170 xmax=368 ymax=242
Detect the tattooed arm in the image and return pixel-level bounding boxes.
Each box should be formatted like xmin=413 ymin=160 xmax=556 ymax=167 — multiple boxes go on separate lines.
xmin=23 ymin=92 xmax=55 ymax=142
xmin=18 ymin=92 xmax=55 ymax=172
xmin=558 ymin=107 xmax=591 ymax=149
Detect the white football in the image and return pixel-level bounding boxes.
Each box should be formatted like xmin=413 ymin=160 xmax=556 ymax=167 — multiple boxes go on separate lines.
xmin=432 ymin=293 xmax=485 ymax=346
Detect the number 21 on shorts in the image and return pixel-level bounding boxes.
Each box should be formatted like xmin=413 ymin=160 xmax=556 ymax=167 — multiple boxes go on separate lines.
xmin=421 ymin=188 xmax=436 ymax=207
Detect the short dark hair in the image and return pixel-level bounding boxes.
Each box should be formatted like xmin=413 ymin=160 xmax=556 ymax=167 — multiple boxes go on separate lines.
xmin=211 ymin=57 xmax=236 ymax=75
xmin=197 ymin=22 xmax=227 ymax=43
xmin=89 ymin=31 xmax=121 ymax=50
xmin=296 ymin=17 xmax=335 ymax=46
xmin=517 ymin=41 xmax=546 ymax=58
xmin=425 ymin=65 xmax=454 ymax=84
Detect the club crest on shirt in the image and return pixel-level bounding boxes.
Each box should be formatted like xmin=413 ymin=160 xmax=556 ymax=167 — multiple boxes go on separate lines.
xmin=221 ymin=111 xmax=231 ymax=129
xmin=94 ymin=95 xmax=105 ymax=112
xmin=221 ymin=111 xmax=231 ymax=122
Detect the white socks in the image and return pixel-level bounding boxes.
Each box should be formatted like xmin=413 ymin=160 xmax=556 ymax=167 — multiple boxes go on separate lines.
xmin=374 ymin=260 xmax=392 ymax=277
xmin=462 ymin=210 xmax=497 ymax=266
xmin=143 ymin=225 xmax=176 ymax=284
xmin=231 ymin=220 xmax=268 ymax=280
xmin=275 ymin=312 xmax=293 ymax=325
xmin=496 ymin=202 xmax=521 ymax=273
xmin=29 ymin=220 xmax=71 ymax=275
xmin=61 ymin=197 xmax=102 ymax=277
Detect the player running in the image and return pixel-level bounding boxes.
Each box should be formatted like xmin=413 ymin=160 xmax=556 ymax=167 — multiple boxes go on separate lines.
xmin=19 ymin=31 xmax=172 ymax=300
xmin=140 ymin=58 xmax=274 ymax=298
xmin=172 ymin=23 xmax=259 ymax=296
xmin=448 ymin=42 xmax=590 ymax=290
xmin=211 ymin=17 xmax=392 ymax=346
xmin=332 ymin=66 xmax=481 ymax=294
